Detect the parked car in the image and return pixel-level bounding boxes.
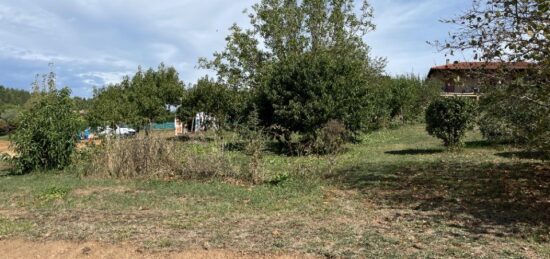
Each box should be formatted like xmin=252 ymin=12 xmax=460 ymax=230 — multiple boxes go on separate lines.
xmin=98 ymin=125 xmax=136 ymax=137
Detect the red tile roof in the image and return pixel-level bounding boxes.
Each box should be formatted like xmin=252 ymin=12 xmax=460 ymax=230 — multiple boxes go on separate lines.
xmin=428 ymin=62 xmax=534 ymax=78
xmin=430 ymin=62 xmax=533 ymax=71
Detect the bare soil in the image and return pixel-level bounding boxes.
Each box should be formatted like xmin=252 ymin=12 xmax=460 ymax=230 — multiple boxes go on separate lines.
xmin=0 ymin=139 xmax=101 ymax=157
xmin=0 ymin=239 xmax=311 ymax=259
xmin=0 ymin=140 xmax=14 ymax=156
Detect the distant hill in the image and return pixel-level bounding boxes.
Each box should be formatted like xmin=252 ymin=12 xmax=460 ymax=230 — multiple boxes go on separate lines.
xmin=0 ymin=86 xmax=31 ymax=106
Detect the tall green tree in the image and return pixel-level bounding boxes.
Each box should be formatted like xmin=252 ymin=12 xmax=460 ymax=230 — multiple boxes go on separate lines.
xmin=178 ymin=77 xmax=241 ymax=126
xmin=201 ymin=0 xmax=386 ymax=146
xmin=88 ymin=64 xmax=185 ymax=134
xmin=130 ymin=64 xmax=185 ymax=134
xmin=200 ymin=0 xmax=384 ymax=90
xmin=88 ymin=78 xmax=138 ymax=128
xmin=257 ymin=48 xmax=379 ymax=141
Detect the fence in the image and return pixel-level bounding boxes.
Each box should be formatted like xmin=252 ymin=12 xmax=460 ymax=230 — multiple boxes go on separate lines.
xmin=152 ymin=122 xmax=176 ymax=130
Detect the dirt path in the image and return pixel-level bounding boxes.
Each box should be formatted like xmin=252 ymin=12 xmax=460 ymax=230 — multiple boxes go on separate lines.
xmin=0 ymin=239 xmax=310 ymax=259
xmin=0 ymin=139 xmax=102 ymax=157
xmin=0 ymin=140 xmax=12 ymax=155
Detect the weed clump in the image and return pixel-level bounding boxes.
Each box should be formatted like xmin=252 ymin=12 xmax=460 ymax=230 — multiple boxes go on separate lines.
xmin=87 ymin=137 xmax=183 ymax=179
xmin=85 ymin=135 xmax=248 ymax=182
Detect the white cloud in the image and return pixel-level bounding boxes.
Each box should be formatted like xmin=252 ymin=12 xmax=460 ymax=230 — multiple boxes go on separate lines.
xmin=78 ymin=71 xmax=131 ymax=86
xmin=366 ymin=0 xmax=470 ymax=76
xmin=0 ymin=0 xmax=472 ymax=95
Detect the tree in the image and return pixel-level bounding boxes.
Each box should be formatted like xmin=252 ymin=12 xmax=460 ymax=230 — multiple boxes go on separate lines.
xmin=0 ymin=86 xmax=31 ymax=135
xmin=381 ymin=75 xmax=441 ymax=124
xmin=201 ymin=0 xmax=386 ymax=147
xmin=12 ymin=73 xmax=80 ymax=173
xmin=0 ymin=106 xmax=21 ymax=135
xmin=88 ymin=64 xmax=185 ymax=134
xmin=73 ymin=96 xmax=92 ymax=111
xmin=436 ymin=0 xmax=549 ymax=153
xmin=88 ymin=78 xmax=138 ymax=128
xmin=0 ymin=86 xmax=31 ymax=107
xmin=129 ymin=64 xmax=185 ymax=134
xmin=425 ymin=98 xmax=477 ymax=149
xmin=178 ymin=77 xmax=241 ymax=126
xmin=257 ymin=48 xmax=379 ymax=142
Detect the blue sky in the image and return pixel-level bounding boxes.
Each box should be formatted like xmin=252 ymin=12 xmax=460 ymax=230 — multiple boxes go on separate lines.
xmin=0 ymin=0 xmax=471 ymax=97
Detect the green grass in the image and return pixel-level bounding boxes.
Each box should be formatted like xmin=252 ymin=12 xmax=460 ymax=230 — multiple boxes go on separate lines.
xmin=0 ymin=125 xmax=548 ymax=258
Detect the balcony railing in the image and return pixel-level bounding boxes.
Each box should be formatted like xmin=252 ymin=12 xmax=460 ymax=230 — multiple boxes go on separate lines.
xmin=441 ymin=92 xmax=481 ymax=101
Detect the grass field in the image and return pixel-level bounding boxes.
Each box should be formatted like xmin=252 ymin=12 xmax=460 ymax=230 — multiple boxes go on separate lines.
xmin=0 ymin=125 xmax=548 ymax=257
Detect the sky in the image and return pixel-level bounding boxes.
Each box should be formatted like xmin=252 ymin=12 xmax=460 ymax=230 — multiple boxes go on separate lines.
xmin=0 ymin=0 xmax=471 ymax=97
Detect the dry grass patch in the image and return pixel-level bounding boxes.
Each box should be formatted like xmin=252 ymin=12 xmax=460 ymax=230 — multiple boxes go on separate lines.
xmin=71 ymin=186 xmax=133 ymax=197
xmin=0 ymin=140 xmax=15 ymax=157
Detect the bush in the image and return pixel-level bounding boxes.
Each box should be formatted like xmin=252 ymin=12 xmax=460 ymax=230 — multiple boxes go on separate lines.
xmin=425 ymin=98 xmax=477 ymax=148
xmin=257 ymin=49 xmax=378 ymax=147
xmin=0 ymin=119 xmax=10 ymax=136
xmin=478 ymin=78 xmax=550 ymax=155
xmin=12 ymin=88 xmax=80 ymax=173
xmin=312 ymin=120 xmax=347 ymax=155
xmin=478 ymin=113 xmax=518 ymax=143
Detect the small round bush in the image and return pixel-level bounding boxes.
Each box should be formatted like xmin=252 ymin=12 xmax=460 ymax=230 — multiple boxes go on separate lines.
xmin=425 ymin=98 xmax=477 ymax=148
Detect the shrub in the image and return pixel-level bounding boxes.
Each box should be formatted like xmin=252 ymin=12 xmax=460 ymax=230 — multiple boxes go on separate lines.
xmin=478 ymin=78 xmax=550 ymax=155
xmin=425 ymin=98 xmax=477 ymax=148
xmin=257 ymin=49 xmax=378 ymax=147
xmin=0 ymin=119 xmax=9 ymax=136
xmin=12 ymin=88 xmax=80 ymax=173
xmin=312 ymin=120 xmax=347 ymax=155
xmin=239 ymin=108 xmax=266 ymax=184
xmin=478 ymin=113 xmax=518 ymax=143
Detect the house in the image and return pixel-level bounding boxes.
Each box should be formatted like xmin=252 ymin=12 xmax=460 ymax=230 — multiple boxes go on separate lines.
xmin=427 ymin=61 xmax=533 ymax=99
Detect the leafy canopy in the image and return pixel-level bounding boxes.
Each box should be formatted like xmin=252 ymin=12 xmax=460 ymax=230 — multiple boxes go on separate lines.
xmin=88 ymin=63 xmax=185 ymax=130
xmin=201 ymin=0 xmax=386 ymax=146
xmin=177 ymin=76 xmax=242 ymax=126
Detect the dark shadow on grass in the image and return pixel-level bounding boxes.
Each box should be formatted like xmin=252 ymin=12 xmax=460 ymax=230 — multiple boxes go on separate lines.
xmin=224 ymin=141 xmax=246 ymax=152
xmin=0 ymin=168 xmax=19 ymax=177
xmin=225 ymin=141 xmax=314 ymax=156
xmin=330 ymin=161 xmax=550 ymax=241
xmin=496 ymin=151 xmax=548 ymax=160
xmin=464 ymin=140 xmax=495 ymax=149
xmin=385 ymin=149 xmax=444 ymax=155
xmin=167 ymin=135 xmax=217 ymax=143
